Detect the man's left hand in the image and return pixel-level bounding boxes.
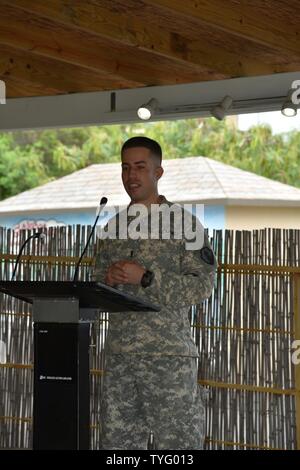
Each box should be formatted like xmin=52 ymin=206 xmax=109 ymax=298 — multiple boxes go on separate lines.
xmin=114 ymin=260 xmax=146 ymax=285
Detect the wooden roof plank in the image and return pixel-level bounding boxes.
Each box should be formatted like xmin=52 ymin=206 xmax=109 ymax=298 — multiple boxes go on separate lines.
xmin=4 ymin=0 xmax=281 ymax=79
xmin=147 ymin=0 xmax=300 ymax=58
xmin=0 ymin=44 xmax=146 ymax=97
xmin=3 ymin=75 xmax=63 ymax=97
xmin=0 ymin=3 xmax=223 ymax=88
xmin=0 ymin=1 xmax=299 ymax=99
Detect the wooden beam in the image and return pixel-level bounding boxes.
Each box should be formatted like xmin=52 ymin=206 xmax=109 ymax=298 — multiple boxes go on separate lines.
xmin=0 ymin=44 xmax=143 ymax=95
xmin=3 ymin=0 xmax=283 ymax=80
xmin=0 ymin=4 xmax=204 ymax=88
xmin=2 ymin=75 xmax=63 ymax=98
xmin=147 ymin=0 xmax=300 ymax=58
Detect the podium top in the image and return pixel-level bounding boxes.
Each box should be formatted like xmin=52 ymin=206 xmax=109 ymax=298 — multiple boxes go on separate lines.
xmin=0 ymin=281 xmax=160 ymax=313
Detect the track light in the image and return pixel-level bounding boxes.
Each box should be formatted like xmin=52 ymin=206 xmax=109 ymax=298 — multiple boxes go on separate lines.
xmin=281 ymin=89 xmax=297 ymax=117
xmin=211 ymin=95 xmax=233 ymax=120
xmin=137 ymin=98 xmax=158 ymax=120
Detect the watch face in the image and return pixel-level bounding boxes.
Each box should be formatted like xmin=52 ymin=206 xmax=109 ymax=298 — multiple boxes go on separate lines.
xmin=142 ymin=270 xmax=153 ymax=287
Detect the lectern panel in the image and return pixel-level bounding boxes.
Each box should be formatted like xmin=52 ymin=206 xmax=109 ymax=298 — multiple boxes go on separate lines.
xmin=33 ymin=322 xmax=89 ymax=450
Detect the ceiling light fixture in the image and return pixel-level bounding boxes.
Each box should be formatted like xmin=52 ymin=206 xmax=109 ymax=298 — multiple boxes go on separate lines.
xmin=281 ymin=89 xmax=297 ymax=117
xmin=211 ymin=95 xmax=233 ymax=120
xmin=137 ymin=98 xmax=158 ymax=120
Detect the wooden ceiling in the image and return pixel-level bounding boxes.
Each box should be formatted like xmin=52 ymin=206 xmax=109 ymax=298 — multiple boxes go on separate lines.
xmin=1 ymin=0 xmax=300 ymax=98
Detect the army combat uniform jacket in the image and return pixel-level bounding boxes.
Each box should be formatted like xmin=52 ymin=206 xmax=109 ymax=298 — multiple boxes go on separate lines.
xmin=92 ymin=195 xmax=217 ymax=359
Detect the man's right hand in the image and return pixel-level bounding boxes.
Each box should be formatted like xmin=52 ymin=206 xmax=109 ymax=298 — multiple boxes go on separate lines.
xmin=105 ymin=261 xmax=129 ymax=287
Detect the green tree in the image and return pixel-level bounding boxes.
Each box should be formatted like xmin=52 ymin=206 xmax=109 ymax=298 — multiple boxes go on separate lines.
xmin=0 ymin=117 xmax=299 ymax=200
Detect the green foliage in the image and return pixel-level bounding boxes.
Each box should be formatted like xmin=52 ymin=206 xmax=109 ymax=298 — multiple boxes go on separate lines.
xmin=0 ymin=117 xmax=299 ymax=201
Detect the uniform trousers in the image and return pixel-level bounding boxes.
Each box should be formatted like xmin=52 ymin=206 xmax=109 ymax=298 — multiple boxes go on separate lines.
xmin=99 ymin=352 xmax=206 ymax=450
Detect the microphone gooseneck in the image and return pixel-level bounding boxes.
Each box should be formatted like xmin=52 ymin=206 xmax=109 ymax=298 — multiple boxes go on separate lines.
xmin=11 ymin=232 xmax=46 ymax=281
xmin=72 ymin=196 xmax=108 ymax=282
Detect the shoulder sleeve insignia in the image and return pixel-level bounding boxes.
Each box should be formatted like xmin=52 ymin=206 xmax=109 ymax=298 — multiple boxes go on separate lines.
xmin=200 ymin=246 xmax=215 ymax=265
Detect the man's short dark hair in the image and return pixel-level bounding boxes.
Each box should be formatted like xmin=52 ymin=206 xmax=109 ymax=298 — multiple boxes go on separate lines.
xmin=121 ymin=136 xmax=162 ymax=165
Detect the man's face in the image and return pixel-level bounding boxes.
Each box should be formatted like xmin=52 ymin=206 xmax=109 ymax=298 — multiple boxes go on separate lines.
xmin=121 ymin=146 xmax=162 ymax=202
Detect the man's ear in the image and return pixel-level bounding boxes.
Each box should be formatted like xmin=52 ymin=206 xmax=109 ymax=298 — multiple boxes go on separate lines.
xmin=156 ymin=166 xmax=164 ymax=180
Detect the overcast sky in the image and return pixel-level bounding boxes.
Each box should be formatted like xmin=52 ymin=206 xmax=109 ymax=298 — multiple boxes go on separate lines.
xmin=237 ymin=111 xmax=300 ymax=134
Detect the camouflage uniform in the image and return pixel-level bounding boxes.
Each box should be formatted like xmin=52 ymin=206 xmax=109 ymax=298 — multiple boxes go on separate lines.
xmin=92 ymin=195 xmax=217 ymax=450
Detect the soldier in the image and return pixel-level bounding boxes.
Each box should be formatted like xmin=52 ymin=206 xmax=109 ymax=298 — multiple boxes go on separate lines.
xmin=92 ymin=136 xmax=217 ymax=450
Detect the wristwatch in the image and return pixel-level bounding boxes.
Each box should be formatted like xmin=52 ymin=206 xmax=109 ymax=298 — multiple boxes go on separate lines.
xmin=141 ymin=270 xmax=154 ymax=288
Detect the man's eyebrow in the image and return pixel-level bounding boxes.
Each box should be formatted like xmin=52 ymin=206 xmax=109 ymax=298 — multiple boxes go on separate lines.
xmin=121 ymin=160 xmax=147 ymax=166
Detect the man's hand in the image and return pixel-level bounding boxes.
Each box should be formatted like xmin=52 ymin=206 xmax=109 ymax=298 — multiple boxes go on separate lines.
xmin=105 ymin=260 xmax=146 ymax=287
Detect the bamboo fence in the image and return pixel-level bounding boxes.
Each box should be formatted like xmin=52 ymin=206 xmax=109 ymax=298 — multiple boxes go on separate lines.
xmin=0 ymin=226 xmax=299 ymax=450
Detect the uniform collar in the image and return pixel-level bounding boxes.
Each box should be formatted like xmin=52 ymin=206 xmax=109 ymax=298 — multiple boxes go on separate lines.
xmin=126 ymin=194 xmax=170 ymax=214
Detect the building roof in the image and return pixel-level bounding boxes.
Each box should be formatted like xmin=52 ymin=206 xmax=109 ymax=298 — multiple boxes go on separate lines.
xmin=0 ymin=156 xmax=300 ymax=214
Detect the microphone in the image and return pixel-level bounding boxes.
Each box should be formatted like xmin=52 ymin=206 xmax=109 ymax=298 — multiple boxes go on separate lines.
xmin=11 ymin=232 xmax=46 ymax=281
xmin=73 ymin=196 xmax=108 ymax=282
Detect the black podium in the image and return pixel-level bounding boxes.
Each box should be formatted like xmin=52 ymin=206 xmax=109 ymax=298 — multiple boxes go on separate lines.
xmin=0 ymin=281 xmax=160 ymax=450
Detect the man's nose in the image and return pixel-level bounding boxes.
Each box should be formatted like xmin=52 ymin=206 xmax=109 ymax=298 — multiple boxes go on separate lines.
xmin=127 ymin=167 xmax=137 ymax=178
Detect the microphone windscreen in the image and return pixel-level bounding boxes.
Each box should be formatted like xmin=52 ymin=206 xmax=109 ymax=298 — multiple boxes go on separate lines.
xmin=100 ymin=196 xmax=108 ymax=206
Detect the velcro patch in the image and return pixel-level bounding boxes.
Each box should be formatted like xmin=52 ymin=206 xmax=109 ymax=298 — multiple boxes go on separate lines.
xmin=200 ymin=246 xmax=215 ymax=265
